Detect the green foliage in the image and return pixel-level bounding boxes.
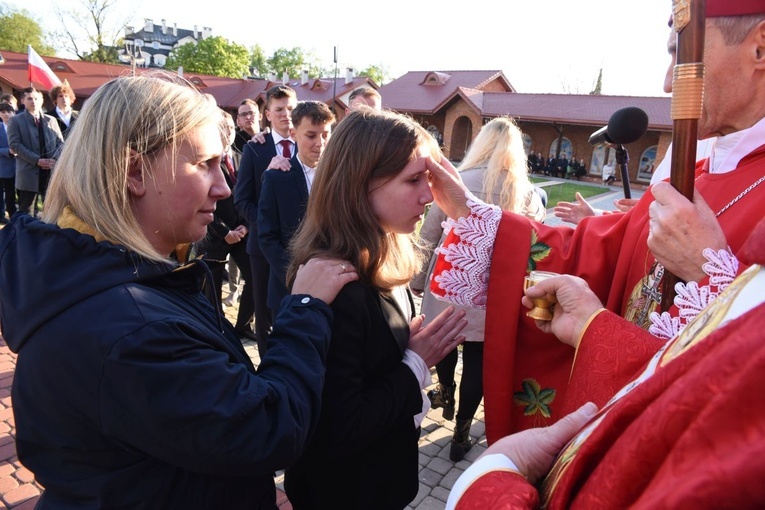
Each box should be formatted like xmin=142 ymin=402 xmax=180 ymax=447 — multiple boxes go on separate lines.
xmin=267 ymin=47 xmax=307 ymax=79
xmin=358 ymin=64 xmax=385 ymax=85
xmin=249 ymin=44 xmax=267 ymax=77
xmin=81 ymin=44 xmax=120 ymax=63
xmin=0 ymin=8 xmax=55 ymax=55
xmin=166 ymin=36 xmax=250 ymax=78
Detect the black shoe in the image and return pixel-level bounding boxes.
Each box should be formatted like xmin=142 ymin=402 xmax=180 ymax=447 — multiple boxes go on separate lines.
xmin=427 ymin=382 xmax=456 ymax=420
xmin=450 ymin=418 xmax=474 ymax=462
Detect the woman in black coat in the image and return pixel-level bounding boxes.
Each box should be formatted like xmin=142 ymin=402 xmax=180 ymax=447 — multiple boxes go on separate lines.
xmin=285 ymin=109 xmax=467 ymax=509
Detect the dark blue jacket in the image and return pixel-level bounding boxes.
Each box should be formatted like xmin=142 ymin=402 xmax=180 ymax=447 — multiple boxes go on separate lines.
xmin=0 ymin=214 xmax=333 ymax=509
xmin=257 ymin=156 xmax=310 ymax=311
xmin=233 ymin=135 xmax=278 ymax=257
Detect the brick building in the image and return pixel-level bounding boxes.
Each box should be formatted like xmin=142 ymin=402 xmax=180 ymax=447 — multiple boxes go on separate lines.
xmin=380 ymin=70 xmax=672 ymax=184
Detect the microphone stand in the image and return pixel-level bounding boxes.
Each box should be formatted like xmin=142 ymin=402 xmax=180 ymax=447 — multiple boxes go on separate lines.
xmin=614 ymin=144 xmax=631 ymax=199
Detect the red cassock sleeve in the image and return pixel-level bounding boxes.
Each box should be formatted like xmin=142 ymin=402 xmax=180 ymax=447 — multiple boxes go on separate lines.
xmin=561 ymin=310 xmax=664 ymax=415
xmin=456 ymin=471 xmax=538 ymax=510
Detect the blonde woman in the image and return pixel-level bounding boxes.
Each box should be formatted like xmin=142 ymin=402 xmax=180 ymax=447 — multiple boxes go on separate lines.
xmin=411 ymin=117 xmax=545 ymax=462
xmin=285 ymin=108 xmax=467 ymax=509
xmin=0 ymin=74 xmax=356 ymax=508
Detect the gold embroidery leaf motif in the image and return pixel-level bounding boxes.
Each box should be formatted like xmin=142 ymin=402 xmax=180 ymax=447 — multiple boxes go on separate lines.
xmin=513 ymin=378 xmax=556 ymax=418
xmin=528 ymin=230 xmax=551 ymax=272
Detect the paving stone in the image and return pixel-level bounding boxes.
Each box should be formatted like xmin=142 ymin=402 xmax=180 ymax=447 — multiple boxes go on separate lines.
xmin=430 ymin=485 xmax=451 ymax=503
xmin=417 ymin=467 xmax=444 ymax=488
xmin=10 ymin=497 xmax=40 ymax=510
xmin=426 ymin=456 xmax=453 ymax=476
xmin=0 ymin=443 xmax=16 ymax=463
xmin=0 ymin=408 xmax=13 ymax=422
xmin=417 ymin=440 xmax=442 ymax=458
xmin=1 ymin=483 xmax=40 ymax=506
xmin=0 ymin=474 xmax=19 ymax=493
xmin=408 ymin=482 xmax=429 ymax=507
xmin=0 ymin=463 xmax=14 ymax=477
xmin=14 ymin=467 xmax=34 ymax=484
xmin=439 ymin=467 xmax=464 ymax=490
xmin=413 ymin=496 xmax=445 ymax=510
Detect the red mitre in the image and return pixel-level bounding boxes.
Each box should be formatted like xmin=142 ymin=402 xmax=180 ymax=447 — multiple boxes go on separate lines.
xmin=707 ymin=0 xmax=765 ymax=17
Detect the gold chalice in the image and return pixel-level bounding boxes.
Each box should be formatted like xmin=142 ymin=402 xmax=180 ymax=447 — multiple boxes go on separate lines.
xmin=524 ymin=270 xmax=559 ymax=321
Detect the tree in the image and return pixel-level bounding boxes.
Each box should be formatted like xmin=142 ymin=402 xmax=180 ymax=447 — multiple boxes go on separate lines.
xmin=50 ymin=0 xmax=130 ymax=63
xmin=359 ymin=64 xmax=386 ymax=86
xmin=589 ymin=68 xmax=603 ymax=95
xmin=249 ymin=44 xmax=268 ymax=78
xmin=166 ymin=36 xmax=250 ymax=78
xmin=0 ymin=6 xmax=55 ymax=55
xmin=267 ymin=47 xmax=309 ymax=79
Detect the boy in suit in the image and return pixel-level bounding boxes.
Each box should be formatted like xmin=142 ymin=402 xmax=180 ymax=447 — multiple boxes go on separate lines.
xmin=258 ymin=101 xmax=335 ymax=313
xmin=234 ymin=85 xmax=297 ymax=356
xmin=48 ymin=81 xmax=79 ymax=140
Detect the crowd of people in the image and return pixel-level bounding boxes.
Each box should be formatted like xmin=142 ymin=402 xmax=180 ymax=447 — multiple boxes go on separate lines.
xmin=0 ymin=1 xmax=764 ymax=508
xmin=528 ymin=152 xmax=588 ymax=179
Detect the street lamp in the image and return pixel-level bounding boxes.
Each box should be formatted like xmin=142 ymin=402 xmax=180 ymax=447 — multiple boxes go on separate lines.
xmin=119 ymin=43 xmax=145 ymax=75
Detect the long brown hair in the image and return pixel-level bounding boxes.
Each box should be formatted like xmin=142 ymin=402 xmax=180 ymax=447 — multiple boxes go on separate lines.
xmin=287 ymin=108 xmax=437 ymax=291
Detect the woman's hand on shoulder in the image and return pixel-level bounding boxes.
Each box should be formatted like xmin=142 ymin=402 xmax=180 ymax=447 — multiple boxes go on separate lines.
xmin=408 ymin=306 xmax=467 ymax=367
xmin=292 ymin=258 xmax=358 ymax=305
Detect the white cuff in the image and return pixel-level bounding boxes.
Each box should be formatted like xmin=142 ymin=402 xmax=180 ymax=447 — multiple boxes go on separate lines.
xmin=402 ymin=349 xmax=430 ymax=389
xmin=403 ymin=349 xmax=432 ymax=428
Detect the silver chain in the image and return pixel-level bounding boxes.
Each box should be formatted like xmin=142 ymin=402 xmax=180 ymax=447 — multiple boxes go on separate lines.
xmin=715 ymin=175 xmax=765 ymax=217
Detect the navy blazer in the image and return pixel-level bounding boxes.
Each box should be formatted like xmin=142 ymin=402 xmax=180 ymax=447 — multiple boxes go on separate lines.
xmin=257 ymin=156 xmax=309 ymax=311
xmin=233 ymin=134 xmax=278 ymax=257
xmin=0 ymin=124 xmax=15 ymax=179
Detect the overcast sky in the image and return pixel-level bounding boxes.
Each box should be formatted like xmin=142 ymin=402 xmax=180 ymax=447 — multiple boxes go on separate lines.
xmin=7 ymin=0 xmax=674 ymax=97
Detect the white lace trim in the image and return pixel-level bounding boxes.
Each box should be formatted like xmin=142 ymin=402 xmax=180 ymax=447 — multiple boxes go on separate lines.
xmin=648 ymin=248 xmax=739 ymax=339
xmin=432 ymin=193 xmax=501 ymax=309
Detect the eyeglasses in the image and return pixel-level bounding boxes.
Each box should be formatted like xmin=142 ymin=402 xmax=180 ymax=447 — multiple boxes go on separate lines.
xmin=238 ymin=111 xmax=257 ymax=118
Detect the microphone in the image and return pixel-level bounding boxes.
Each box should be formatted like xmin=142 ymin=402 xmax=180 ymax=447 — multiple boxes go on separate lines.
xmin=588 ymin=107 xmax=648 ymax=146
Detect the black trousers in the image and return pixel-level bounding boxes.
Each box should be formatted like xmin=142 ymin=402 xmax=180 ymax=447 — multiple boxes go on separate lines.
xmin=209 ymin=241 xmax=256 ymax=334
xmin=0 ymin=177 xmax=16 ymax=217
xmin=16 ymin=168 xmax=51 ymax=215
xmin=249 ymin=252 xmax=273 ymax=359
xmin=435 ymin=342 xmax=484 ymax=421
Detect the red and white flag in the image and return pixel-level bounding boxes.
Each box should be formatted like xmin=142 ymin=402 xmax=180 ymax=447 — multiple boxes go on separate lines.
xmin=27 ymin=45 xmax=62 ymax=90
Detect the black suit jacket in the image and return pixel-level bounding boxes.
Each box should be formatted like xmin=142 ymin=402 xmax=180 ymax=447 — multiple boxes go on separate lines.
xmin=285 ymin=281 xmax=422 ymax=510
xmin=50 ymin=109 xmax=79 ymax=140
xmin=257 ymin=156 xmax=309 ymax=311
xmin=233 ymin=134 xmax=278 ymax=256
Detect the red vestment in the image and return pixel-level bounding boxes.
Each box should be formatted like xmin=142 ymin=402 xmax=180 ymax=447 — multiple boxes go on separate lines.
xmin=474 ymin=146 xmax=765 ymax=440
xmin=454 ymin=218 xmax=765 ymax=508
xmin=457 ymin=302 xmax=765 ymax=509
